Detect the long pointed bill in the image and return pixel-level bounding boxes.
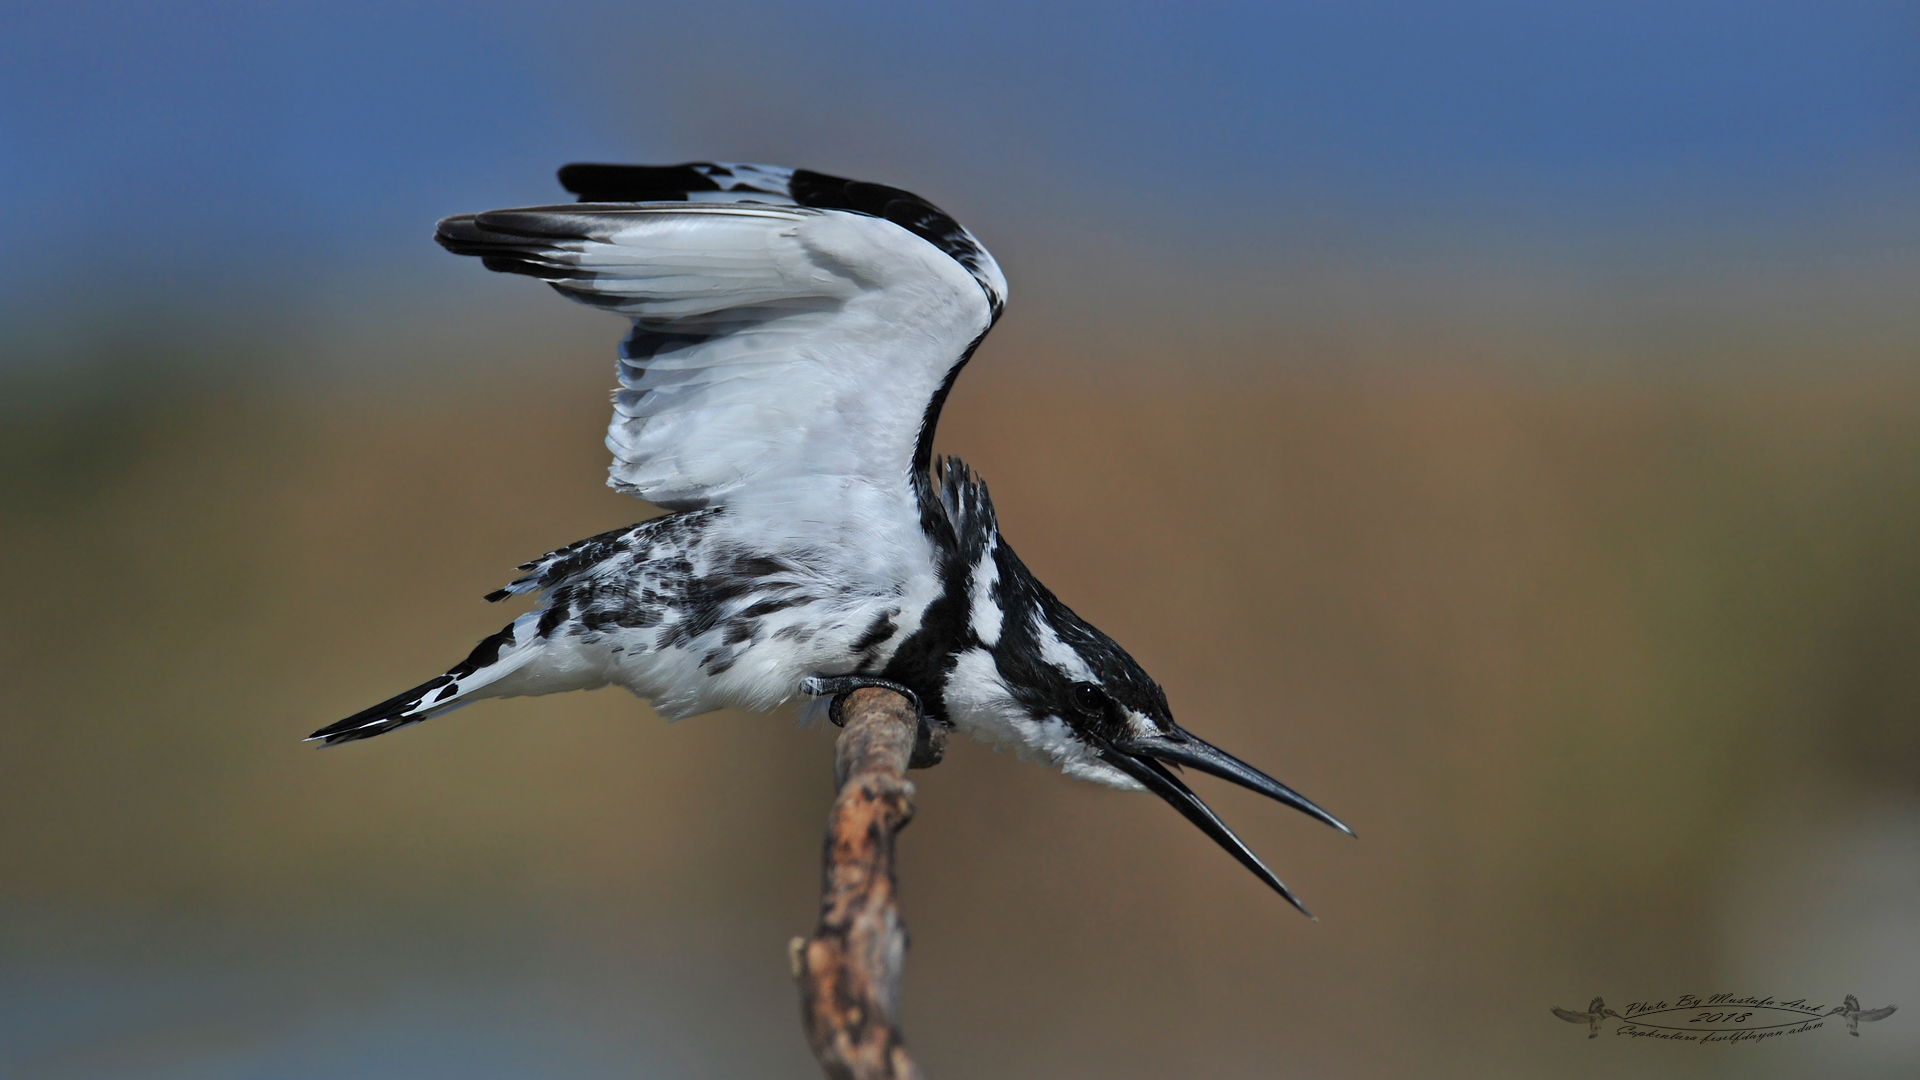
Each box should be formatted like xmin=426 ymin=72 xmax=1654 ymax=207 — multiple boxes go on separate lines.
xmin=1099 ymin=746 xmax=1314 ymax=918
xmin=1117 ymin=729 xmax=1354 ymax=837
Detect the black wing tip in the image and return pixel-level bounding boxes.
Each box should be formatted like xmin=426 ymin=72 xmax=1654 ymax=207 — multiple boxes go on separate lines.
xmin=434 ymin=211 xmax=603 ymax=281
xmin=452 ymin=161 xmax=1004 ymax=315
xmin=433 ymin=213 xmax=481 ymax=252
xmin=435 ymin=208 xmax=602 ymax=253
xmin=558 ymin=161 xmax=727 ymax=202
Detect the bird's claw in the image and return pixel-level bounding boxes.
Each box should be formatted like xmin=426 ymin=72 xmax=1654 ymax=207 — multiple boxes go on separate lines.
xmin=802 ymin=674 xmax=945 ymax=769
xmin=801 ymin=675 xmax=924 ymax=724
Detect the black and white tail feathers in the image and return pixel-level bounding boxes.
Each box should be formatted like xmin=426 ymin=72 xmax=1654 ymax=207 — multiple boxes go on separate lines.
xmin=306 ymin=618 xmax=531 ymax=746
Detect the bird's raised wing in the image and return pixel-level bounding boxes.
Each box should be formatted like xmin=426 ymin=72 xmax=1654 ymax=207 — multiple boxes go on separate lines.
xmin=1550 ymin=1007 xmax=1591 ymax=1024
xmin=435 ymin=163 xmax=1006 ymax=512
xmin=1858 ymin=1005 xmax=1897 ymax=1022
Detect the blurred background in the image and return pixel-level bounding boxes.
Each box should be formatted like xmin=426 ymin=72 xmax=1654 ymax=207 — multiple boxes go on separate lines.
xmin=3 ymin=2 xmax=1917 ymax=1077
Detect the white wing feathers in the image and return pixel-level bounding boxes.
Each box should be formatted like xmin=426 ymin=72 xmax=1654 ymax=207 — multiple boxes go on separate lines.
xmin=437 ymin=200 xmax=999 ymax=513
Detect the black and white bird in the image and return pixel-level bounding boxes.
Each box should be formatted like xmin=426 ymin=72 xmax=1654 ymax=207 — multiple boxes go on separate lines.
xmin=1827 ymin=994 xmax=1896 ymax=1036
xmin=309 ymin=162 xmax=1352 ymax=914
xmin=1551 ymin=997 xmax=1620 ymax=1038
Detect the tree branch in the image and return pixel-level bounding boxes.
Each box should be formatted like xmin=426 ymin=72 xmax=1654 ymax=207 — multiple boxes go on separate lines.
xmin=791 ymin=688 xmax=947 ymax=1080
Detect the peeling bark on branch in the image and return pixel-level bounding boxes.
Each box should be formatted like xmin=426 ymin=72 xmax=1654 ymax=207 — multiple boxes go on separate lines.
xmin=791 ymin=688 xmax=946 ymax=1080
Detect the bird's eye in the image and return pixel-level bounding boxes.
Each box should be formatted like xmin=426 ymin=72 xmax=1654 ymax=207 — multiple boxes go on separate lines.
xmin=1072 ymin=683 xmax=1107 ymax=715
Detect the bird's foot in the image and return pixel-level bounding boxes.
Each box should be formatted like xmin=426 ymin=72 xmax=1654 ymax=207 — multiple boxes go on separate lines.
xmin=801 ymin=675 xmax=924 ymax=723
xmin=801 ymin=674 xmax=945 ymax=769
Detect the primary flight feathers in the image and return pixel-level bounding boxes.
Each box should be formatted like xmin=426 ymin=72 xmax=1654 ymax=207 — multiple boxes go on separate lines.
xmin=436 ymin=163 xmax=1005 ymax=511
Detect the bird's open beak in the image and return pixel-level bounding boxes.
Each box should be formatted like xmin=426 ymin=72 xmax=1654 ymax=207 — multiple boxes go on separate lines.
xmin=1101 ymin=726 xmax=1352 ymax=918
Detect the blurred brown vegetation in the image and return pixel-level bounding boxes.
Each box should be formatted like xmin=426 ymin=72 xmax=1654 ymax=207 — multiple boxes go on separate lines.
xmin=3 ymin=339 xmax=1918 ymax=1077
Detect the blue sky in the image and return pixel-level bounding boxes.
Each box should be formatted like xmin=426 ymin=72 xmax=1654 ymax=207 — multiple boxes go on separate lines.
xmin=2 ymin=1 xmax=1915 ymax=365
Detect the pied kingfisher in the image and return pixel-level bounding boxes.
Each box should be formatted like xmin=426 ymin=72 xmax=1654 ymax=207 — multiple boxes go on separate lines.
xmin=310 ymin=162 xmax=1351 ymax=914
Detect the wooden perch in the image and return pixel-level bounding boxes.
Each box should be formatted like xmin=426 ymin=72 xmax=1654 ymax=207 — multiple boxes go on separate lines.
xmin=791 ymin=687 xmax=948 ymax=1080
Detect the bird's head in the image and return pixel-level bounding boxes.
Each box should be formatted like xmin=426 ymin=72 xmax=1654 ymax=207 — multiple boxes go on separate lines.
xmin=933 ymin=458 xmax=1351 ymax=914
xmin=942 ymin=517 xmax=1353 ymax=915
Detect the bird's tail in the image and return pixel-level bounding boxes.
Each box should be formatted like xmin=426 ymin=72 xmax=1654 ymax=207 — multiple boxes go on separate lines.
xmin=307 ymin=615 xmax=540 ymax=746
